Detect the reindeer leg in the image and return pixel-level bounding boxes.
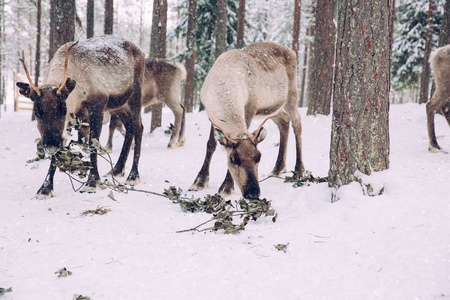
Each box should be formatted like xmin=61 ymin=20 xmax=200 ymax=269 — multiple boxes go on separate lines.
xmin=287 ymin=106 xmax=305 ymax=179
xmin=126 ymin=112 xmax=143 ymax=185
xmin=36 ymin=156 xmax=57 ymax=199
xmin=106 ymin=113 xmax=121 ymax=153
xmin=270 ymin=111 xmax=290 ymax=176
xmin=82 ymin=108 xmax=104 ymax=193
xmin=218 ymin=170 xmax=235 ymax=196
xmin=427 ymin=97 xmax=444 ymax=152
xmin=190 ymin=125 xmax=216 ymax=190
xmin=166 ymin=100 xmax=184 ymax=148
xmin=110 ymin=110 xmax=133 ymax=178
xmin=442 ymin=101 xmax=450 ymax=127
xmin=178 ymin=105 xmax=186 ymax=146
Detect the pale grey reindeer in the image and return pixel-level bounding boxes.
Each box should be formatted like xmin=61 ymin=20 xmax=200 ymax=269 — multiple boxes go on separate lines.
xmin=427 ymin=44 xmax=450 ymax=153
xmin=16 ymin=35 xmax=145 ymax=198
xmin=190 ymin=42 xmax=305 ymax=200
xmin=105 ymin=58 xmax=186 ymax=151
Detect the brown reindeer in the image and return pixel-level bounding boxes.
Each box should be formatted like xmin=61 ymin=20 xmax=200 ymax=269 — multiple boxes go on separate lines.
xmin=427 ymin=44 xmax=450 ymax=153
xmin=16 ymin=35 xmax=145 ymax=198
xmin=190 ymin=42 xmax=305 ymax=199
xmin=105 ymin=58 xmax=186 ymax=151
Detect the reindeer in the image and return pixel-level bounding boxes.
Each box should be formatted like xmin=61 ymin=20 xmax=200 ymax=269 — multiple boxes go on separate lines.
xmin=427 ymin=44 xmax=450 ymax=153
xmin=16 ymin=35 xmax=145 ymax=198
xmin=105 ymin=58 xmax=186 ymax=151
xmin=190 ymin=42 xmax=305 ymax=200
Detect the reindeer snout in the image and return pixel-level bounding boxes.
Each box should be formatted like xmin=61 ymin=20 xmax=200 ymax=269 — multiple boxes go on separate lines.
xmin=243 ymin=173 xmax=261 ymax=200
xmin=43 ymin=131 xmax=63 ymax=155
xmin=243 ymin=189 xmax=260 ymax=200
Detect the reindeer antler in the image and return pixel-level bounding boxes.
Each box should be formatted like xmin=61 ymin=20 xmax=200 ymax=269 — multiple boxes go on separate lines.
xmin=19 ymin=50 xmax=41 ymax=97
xmin=251 ymin=115 xmax=274 ymax=143
xmin=56 ymin=41 xmax=79 ymax=95
xmin=209 ymin=118 xmax=238 ymax=145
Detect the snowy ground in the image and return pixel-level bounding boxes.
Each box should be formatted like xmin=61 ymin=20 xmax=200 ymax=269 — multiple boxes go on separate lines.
xmin=0 ymin=103 xmax=449 ymax=300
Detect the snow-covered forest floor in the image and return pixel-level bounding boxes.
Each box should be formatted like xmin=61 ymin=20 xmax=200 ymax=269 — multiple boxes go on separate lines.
xmin=0 ymin=103 xmax=449 ymax=299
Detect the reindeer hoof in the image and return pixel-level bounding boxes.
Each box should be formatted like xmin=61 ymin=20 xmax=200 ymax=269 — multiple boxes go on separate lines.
xmin=189 ymin=177 xmax=209 ymax=191
xmin=125 ymin=177 xmax=141 ymax=186
xmin=36 ymin=186 xmax=54 ymax=199
xmin=428 ymin=145 xmax=448 ymax=154
xmin=218 ymin=187 xmax=234 ymax=197
xmin=177 ymin=138 xmax=186 ymax=147
xmin=80 ymin=185 xmax=97 ymax=193
xmin=34 ymin=192 xmax=54 ymax=200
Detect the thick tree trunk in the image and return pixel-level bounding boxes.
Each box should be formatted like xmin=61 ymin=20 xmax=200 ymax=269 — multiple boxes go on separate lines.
xmin=329 ymin=0 xmax=392 ymax=198
xmin=149 ymin=0 xmax=167 ymax=133
xmin=307 ymin=0 xmax=335 ymax=115
xmin=184 ymin=0 xmax=197 ymax=113
xmin=236 ymin=0 xmax=245 ymax=49
xmin=419 ymin=0 xmax=435 ymax=105
xmin=49 ymin=0 xmax=75 ymax=60
xmin=33 ymin=0 xmax=42 ymax=121
xmin=439 ymin=0 xmax=450 ymax=46
xmin=292 ymin=0 xmax=302 ymax=58
xmin=0 ymin=0 xmax=4 ymax=110
xmin=431 ymin=0 xmax=450 ymax=97
xmin=215 ymin=0 xmax=228 ymax=59
xmin=104 ymin=0 xmax=114 ymax=35
xmin=87 ymin=0 xmax=94 ymax=38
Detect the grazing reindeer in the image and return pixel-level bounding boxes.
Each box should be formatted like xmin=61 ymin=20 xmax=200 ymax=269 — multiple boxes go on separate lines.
xmin=16 ymin=35 xmax=145 ymax=198
xmin=190 ymin=42 xmax=305 ymax=199
xmin=427 ymin=44 xmax=450 ymax=153
xmin=106 ymin=58 xmax=186 ymax=151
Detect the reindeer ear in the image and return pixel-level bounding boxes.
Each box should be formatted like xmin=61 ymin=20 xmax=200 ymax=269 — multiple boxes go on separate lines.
xmin=214 ymin=129 xmax=233 ymax=147
xmin=66 ymin=78 xmax=76 ymax=93
xmin=16 ymin=82 xmax=33 ymax=99
xmin=253 ymin=127 xmax=267 ymax=144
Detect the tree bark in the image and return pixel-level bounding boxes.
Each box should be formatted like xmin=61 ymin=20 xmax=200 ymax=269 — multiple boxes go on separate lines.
xmin=184 ymin=0 xmax=198 ymax=113
xmin=149 ymin=0 xmax=167 ymax=133
xmin=236 ymin=0 xmax=245 ymax=49
xmin=419 ymin=0 xmax=435 ymax=104
xmin=306 ymin=0 xmax=335 ymax=115
xmin=0 ymin=0 xmax=4 ymax=109
xmin=32 ymin=0 xmax=42 ymax=121
xmin=292 ymin=0 xmax=302 ymax=58
xmin=87 ymin=0 xmax=94 ymax=38
xmin=104 ymin=0 xmax=114 ymax=35
xmin=329 ymin=0 xmax=392 ymax=198
xmin=439 ymin=0 xmax=450 ymax=46
xmin=49 ymin=0 xmax=75 ymax=60
xmin=215 ymin=0 xmax=228 ymax=59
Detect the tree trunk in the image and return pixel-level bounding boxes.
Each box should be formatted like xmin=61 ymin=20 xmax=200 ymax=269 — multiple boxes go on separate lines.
xmin=431 ymin=0 xmax=450 ymax=97
xmin=439 ymin=0 xmax=450 ymax=46
xmin=236 ymin=0 xmax=245 ymax=49
xmin=0 ymin=0 xmax=4 ymax=111
xmin=215 ymin=0 xmax=228 ymax=59
xmin=329 ymin=0 xmax=392 ymax=199
xmin=104 ymin=0 xmax=114 ymax=35
xmin=49 ymin=0 xmax=75 ymax=60
xmin=292 ymin=0 xmax=302 ymax=58
xmin=87 ymin=0 xmax=94 ymax=38
xmin=184 ymin=0 xmax=198 ymax=113
xmin=307 ymin=0 xmax=335 ymax=115
xmin=32 ymin=0 xmax=42 ymax=121
xmin=419 ymin=0 xmax=435 ymax=104
xmin=149 ymin=0 xmax=167 ymax=133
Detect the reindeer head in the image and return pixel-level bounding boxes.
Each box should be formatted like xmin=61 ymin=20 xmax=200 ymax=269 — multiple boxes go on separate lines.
xmin=212 ymin=118 xmax=269 ymax=200
xmin=16 ymin=43 xmax=77 ymax=155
